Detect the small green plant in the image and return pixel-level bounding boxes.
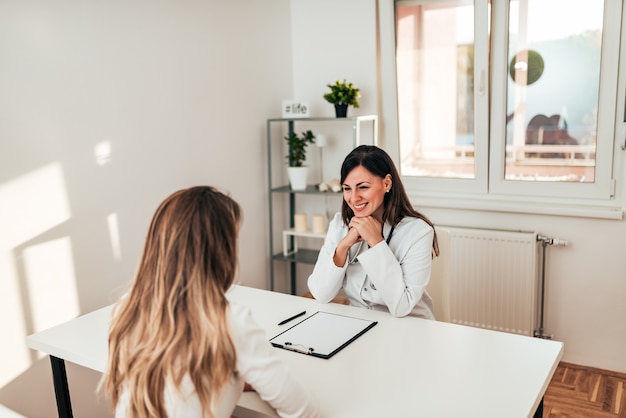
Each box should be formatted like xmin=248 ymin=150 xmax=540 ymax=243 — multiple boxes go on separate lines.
xmin=323 ymin=79 xmax=361 ymax=108
xmin=285 ymin=130 xmax=315 ymax=167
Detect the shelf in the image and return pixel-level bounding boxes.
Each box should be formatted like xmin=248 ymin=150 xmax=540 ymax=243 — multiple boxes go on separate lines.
xmin=267 ymin=115 xmax=378 ymax=293
xmin=282 ymin=228 xmax=326 ymax=256
xmin=271 ymin=185 xmax=342 ymax=195
xmin=267 ymin=115 xmax=378 ymax=123
xmin=272 ymin=249 xmax=320 ymax=264
xmin=282 ymin=229 xmax=326 ymax=238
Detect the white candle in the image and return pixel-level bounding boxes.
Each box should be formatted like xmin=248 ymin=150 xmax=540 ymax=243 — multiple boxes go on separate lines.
xmin=312 ymin=214 xmax=326 ymax=234
xmin=294 ymin=213 xmax=307 ymax=232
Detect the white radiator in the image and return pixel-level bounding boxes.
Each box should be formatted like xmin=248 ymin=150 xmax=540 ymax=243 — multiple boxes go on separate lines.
xmin=429 ymin=226 xmax=539 ymax=336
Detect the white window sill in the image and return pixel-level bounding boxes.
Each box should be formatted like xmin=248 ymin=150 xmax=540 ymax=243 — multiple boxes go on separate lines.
xmin=407 ymin=191 xmax=624 ymax=220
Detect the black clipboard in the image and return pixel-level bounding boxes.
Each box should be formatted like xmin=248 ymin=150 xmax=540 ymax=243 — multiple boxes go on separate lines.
xmin=269 ymin=311 xmax=377 ymax=359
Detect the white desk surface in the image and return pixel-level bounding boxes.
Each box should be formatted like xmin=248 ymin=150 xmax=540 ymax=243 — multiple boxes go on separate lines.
xmin=27 ymin=285 xmax=563 ymax=418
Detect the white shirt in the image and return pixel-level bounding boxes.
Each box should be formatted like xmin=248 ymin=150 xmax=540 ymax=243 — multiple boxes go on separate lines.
xmin=307 ymin=213 xmax=435 ymax=319
xmin=116 ymin=299 xmax=320 ymax=418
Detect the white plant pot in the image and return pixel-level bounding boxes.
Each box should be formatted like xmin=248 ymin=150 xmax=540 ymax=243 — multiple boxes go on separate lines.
xmin=287 ymin=166 xmax=308 ymax=191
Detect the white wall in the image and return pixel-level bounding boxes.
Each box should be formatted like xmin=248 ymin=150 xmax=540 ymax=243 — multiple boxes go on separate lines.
xmin=0 ymin=1 xmax=292 ymax=416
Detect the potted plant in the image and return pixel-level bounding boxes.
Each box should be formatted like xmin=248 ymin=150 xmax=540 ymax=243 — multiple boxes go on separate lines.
xmin=323 ymin=79 xmax=360 ymax=117
xmin=285 ymin=130 xmax=315 ymax=190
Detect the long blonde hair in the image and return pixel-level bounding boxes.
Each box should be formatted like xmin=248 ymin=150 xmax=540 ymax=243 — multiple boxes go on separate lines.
xmin=104 ymin=186 xmax=241 ymax=417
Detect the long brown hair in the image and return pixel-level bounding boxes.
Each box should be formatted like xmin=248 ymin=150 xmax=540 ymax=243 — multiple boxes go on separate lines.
xmin=104 ymin=186 xmax=242 ymax=417
xmin=340 ymin=145 xmax=439 ymax=256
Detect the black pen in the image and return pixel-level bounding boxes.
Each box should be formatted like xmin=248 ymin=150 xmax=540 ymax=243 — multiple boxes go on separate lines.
xmin=278 ymin=311 xmax=306 ymax=325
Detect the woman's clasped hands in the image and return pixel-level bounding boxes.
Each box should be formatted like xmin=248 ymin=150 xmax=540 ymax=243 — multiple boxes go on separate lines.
xmin=346 ymin=215 xmax=384 ymax=248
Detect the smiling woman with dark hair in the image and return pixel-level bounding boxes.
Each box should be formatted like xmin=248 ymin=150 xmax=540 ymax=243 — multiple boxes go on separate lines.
xmin=307 ymin=145 xmax=439 ymax=319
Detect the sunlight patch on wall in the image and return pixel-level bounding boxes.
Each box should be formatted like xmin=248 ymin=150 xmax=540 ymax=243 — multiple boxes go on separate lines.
xmin=1 ymin=163 xmax=70 ymax=246
xmin=23 ymin=237 xmax=79 ymax=335
xmin=94 ymin=140 xmax=112 ymax=166
xmin=0 ymin=251 xmax=26 ymax=388
xmin=0 ymin=162 xmax=73 ymax=387
xmin=0 ymin=404 xmax=26 ymax=418
xmin=107 ymin=213 xmax=122 ymax=262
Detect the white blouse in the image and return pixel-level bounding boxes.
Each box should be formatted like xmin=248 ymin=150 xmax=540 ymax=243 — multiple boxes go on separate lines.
xmin=307 ymin=213 xmax=435 ymax=319
xmin=115 ymin=299 xmax=320 ymax=418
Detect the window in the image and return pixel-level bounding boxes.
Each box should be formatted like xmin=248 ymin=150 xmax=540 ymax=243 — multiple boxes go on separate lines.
xmin=396 ymin=1 xmax=483 ymax=182
xmin=389 ymin=0 xmax=625 ymax=215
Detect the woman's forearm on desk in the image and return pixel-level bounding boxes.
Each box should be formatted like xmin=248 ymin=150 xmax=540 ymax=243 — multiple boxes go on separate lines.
xmin=307 ymin=215 xmax=348 ymax=303
xmin=307 ymin=247 xmax=346 ymax=303
xmin=231 ymin=304 xmax=321 ymax=418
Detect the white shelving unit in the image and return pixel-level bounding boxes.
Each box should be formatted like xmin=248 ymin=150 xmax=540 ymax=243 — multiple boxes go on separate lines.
xmin=282 ymin=229 xmax=327 ymax=256
xmin=267 ymin=115 xmax=378 ymax=294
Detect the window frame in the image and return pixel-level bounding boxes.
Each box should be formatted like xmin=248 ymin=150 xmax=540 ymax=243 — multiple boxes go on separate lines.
xmin=378 ymin=0 xmax=625 ymax=220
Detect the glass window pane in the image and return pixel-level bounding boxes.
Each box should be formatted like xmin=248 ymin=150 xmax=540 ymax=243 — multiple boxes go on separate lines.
xmin=396 ymin=1 xmax=476 ymax=179
xmin=505 ymin=0 xmax=603 ymax=182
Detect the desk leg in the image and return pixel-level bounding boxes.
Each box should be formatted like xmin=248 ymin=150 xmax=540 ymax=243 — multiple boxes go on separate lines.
xmin=533 ymin=397 xmax=543 ymax=418
xmin=50 ymin=356 xmax=74 ymax=418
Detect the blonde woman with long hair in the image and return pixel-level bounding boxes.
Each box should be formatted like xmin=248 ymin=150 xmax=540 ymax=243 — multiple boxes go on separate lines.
xmin=104 ymin=186 xmax=319 ymax=418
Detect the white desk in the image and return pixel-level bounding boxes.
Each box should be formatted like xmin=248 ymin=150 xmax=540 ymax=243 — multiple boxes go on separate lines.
xmin=27 ymin=285 xmax=563 ymax=418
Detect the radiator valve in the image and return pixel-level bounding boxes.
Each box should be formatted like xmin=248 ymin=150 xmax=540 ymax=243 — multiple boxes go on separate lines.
xmin=537 ymin=235 xmax=568 ymax=247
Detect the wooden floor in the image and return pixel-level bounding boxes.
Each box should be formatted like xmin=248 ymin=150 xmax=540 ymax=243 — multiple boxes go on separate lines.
xmin=543 ymin=362 xmax=626 ymax=418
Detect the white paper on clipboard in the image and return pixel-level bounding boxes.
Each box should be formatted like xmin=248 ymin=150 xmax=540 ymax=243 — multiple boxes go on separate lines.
xmin=269 ymin=311 xmax=377 ymax=359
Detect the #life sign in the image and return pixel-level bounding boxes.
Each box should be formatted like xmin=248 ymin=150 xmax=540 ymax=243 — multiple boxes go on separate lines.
xmin=282 ymin=100 xmax=310 ymax=118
